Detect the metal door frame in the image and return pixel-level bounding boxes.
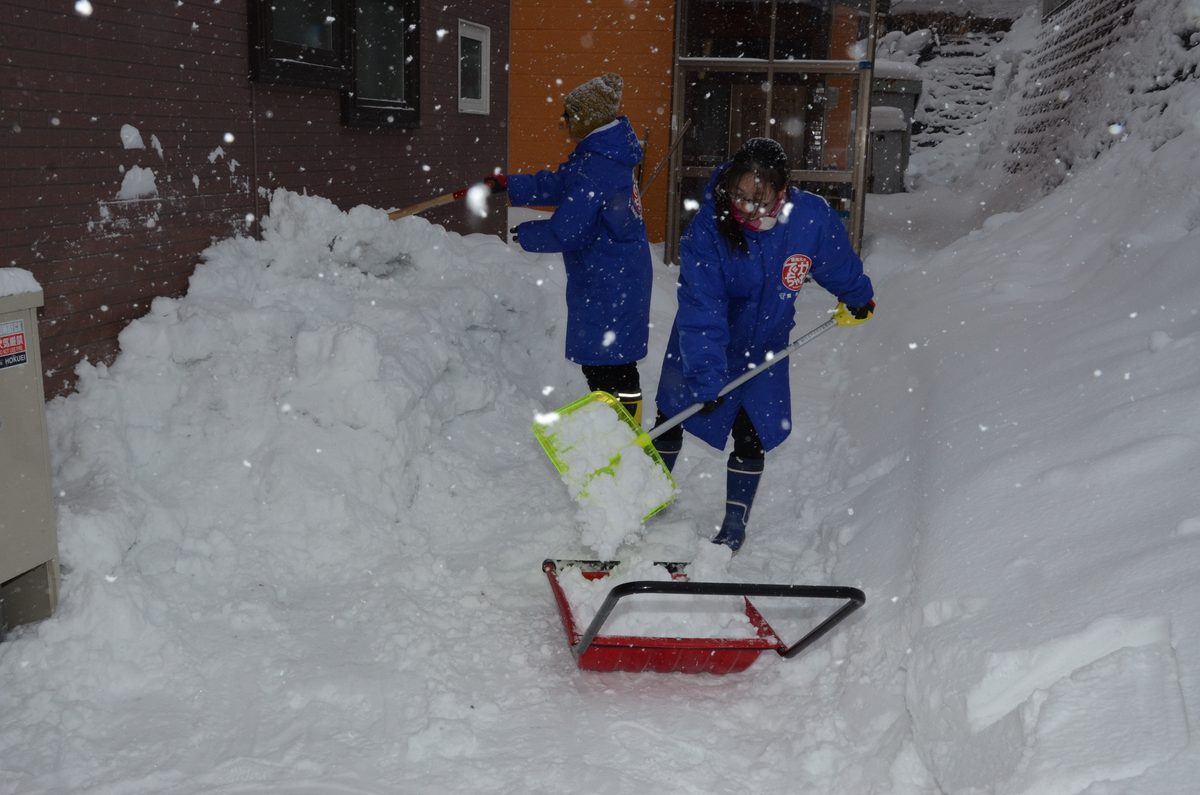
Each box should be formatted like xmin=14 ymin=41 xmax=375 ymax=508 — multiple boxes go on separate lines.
xmin=665 ymin=0 xmax=882 ymax=262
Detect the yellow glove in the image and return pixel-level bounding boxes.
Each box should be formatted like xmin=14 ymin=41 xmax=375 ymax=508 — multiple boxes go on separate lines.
xmin=834 ymin=300 xmax=875 ymax=327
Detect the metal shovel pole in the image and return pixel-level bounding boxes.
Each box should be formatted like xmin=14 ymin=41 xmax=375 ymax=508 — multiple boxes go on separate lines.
xmin=640 ymin=118 xmax=692 ymax=195
xmin=648 ymin=317 xmax=837 ymax=442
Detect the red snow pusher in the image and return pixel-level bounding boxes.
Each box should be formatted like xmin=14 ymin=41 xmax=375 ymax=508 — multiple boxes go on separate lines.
xmin=543 ymin=560 xmax=865 ymax=674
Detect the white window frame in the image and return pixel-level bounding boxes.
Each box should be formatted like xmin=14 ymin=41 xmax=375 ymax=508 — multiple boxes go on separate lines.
xmin=458 ymin=19 xmax=490 ymax=115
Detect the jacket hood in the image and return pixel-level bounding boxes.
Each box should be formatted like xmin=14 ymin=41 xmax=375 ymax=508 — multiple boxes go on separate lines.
xmin=702 ymin=163 xmax=728 ymax=209
xmin=576 ymin=116 xmax=644 ymax=168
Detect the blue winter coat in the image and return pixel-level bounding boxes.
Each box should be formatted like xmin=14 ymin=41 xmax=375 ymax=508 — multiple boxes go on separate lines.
xmin=508 ymin=117 xmax=652 ymax=365
xmin=655 ymin=168 xmax=874 ymax=452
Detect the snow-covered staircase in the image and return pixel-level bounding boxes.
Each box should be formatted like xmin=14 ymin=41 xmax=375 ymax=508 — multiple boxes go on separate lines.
xmin=1004 ymin=0 xmax=1139 ymax=184
xmin=912 ymin=32 xmax=1007 ymax=149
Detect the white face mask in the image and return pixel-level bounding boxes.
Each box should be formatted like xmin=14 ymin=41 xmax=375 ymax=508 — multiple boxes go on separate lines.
xmin=730 ymin=191 xmax=785 ymax=231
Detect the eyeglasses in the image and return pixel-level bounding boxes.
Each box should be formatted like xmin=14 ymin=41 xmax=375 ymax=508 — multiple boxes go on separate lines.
xmin=730 ymin=191 xmax=774 ymax=212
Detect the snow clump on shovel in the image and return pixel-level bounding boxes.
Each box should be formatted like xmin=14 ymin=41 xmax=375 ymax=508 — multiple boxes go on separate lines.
xmin=538 ymin=401 xmax=675 ymax=559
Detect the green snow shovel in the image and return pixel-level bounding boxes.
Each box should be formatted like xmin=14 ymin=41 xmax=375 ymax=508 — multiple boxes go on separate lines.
xmin=532 ymin=317 xmax=838 ymax=521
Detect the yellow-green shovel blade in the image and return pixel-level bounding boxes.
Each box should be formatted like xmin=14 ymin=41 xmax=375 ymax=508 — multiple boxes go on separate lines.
xmin=532 ymin=391 xmax=676 ymax=521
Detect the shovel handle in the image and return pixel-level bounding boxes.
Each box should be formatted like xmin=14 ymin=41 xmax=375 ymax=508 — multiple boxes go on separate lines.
xmin=640 ymin=119 xmax=692 ymax=195
xmin=648 ymin=317 xmax=837 ymax=442
xmin=387 ymin=186 xmax=472 ymax=220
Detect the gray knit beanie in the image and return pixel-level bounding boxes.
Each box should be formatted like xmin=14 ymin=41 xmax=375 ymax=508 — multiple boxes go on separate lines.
xmin=563 ymin=73 xmax=623 ymax=134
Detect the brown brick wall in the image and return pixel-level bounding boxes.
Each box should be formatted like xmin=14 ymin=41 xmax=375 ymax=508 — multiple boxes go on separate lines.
xmin=1 ymin=0 xmax=509 ymax=397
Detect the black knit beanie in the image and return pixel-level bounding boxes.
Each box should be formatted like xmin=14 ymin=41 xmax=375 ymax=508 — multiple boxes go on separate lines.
xmin=730 ymin=137 xmax=789 ymax=189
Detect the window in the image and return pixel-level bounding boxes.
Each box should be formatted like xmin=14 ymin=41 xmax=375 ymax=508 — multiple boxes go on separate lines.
xmin=249 ymin=0 xmax=421 ymax=128
xmin=458 ymin=20 xmax=490 ymax=115
xmin=249 ymin=0 xmax=351 ymax=89
xmin=344 ymin=0 xmax=421 ymax=128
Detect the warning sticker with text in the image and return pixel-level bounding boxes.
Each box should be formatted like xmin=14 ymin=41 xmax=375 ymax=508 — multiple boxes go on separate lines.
xmin=0 ymin=319 xmax=29 ymax=370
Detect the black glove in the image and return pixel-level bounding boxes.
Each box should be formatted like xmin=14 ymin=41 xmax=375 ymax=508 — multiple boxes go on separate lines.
xmin=848 ymin=299 xmax=876 ymax=320
xmin=509 ymin=225 xmax=520 ymax=243
xmin=835 ymin=299 xmax=875 ymax=327
xmin=699 ymin=396 xmax=724 ymax=414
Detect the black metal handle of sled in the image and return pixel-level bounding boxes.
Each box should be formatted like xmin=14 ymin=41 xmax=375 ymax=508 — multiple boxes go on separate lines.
xmin=573 ymin=579 xmax=866 ymax=660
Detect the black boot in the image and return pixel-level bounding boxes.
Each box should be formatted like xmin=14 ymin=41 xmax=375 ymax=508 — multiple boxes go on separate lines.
xmin=712 ymin=455 xmax=764 ymax=551
xmin=651 ymin=412 xmax=682 ymax=473
xmin=655 ymin=436 xmax=681 ymax=473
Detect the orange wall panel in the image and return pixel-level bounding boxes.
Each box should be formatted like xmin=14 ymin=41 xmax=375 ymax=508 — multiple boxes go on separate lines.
xmin=510 ymin=0 xmax=676 ymax=242
xmin=823 ymin=7 xmax=863 ymax=169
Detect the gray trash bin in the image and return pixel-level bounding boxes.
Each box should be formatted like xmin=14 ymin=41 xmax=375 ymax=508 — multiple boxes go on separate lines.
xmin=869 ymin=106 xmax=910 ymax=194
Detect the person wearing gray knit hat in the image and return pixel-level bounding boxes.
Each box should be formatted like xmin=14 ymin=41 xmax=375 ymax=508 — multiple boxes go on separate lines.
xmin=562 ymin=72 xmax=624 ymax=138
xmin=482 ymin=71 xmax=652 ymax=425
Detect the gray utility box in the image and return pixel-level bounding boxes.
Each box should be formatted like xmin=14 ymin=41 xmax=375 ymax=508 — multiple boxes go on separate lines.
xmin=869 ymin=106 xmax=911 ymax=194
xmin=869 ymin=74 xmax=922 ymax=194
xmin=0 ymin=286 xmax=59 ymax=635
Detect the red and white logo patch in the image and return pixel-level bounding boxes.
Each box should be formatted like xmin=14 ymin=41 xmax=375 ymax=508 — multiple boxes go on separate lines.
xmin=630 ymin=171 xmax=645 ymax=220
xmin=781 ymin=254 xmax=812 ymax=291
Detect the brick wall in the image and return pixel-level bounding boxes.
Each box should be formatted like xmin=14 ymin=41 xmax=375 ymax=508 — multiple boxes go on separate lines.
xmin=1 ymin=0 xmax=509 ymax=397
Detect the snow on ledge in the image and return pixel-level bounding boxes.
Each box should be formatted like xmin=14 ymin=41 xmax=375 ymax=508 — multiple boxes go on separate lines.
xmin=0 ymin=267 xmax=41 ymax=298
xmin=870 ymin=105 xmax=909 ymax=132
xmin=874 ymin=59 xmax=924 ymax=82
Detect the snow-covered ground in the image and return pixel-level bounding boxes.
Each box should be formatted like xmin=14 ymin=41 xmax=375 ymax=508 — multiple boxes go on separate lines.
xmin=3 ymin=1 xmax=1200 ymax=792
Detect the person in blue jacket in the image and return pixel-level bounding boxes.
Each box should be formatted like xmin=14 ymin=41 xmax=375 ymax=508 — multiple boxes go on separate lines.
xmin=484 ymin=73 xmax=653 ymax=423
xmin=653 ymin=137 xmax=875 ymax=551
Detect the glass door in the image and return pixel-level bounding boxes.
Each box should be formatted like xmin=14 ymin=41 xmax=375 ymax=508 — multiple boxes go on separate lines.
xmin=666 ymin=0 xmax=882 ymax=261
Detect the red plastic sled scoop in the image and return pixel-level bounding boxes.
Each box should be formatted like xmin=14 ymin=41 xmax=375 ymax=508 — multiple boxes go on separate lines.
xmin=543 ymin=559 xmax=865 ymax=674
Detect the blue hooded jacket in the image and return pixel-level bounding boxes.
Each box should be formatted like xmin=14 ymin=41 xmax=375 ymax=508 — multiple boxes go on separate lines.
xmin=655 ymin=166 xmax=874 ymax=452
xmin=508 ymin=116 xmax=652 ymax=365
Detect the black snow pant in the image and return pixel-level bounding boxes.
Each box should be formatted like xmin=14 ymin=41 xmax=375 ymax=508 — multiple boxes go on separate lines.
xmin=581 ymin=362 xmax=643 ymax=423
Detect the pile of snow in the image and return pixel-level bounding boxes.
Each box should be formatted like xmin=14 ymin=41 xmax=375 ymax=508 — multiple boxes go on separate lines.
xmin=119 ymin=123 xmax=145 ymax=150
xmin=116 ymin=165 xmax=157 ymax=200
xmin=556 ymin=549 xmax=754 ymax=640
xmin=875 ymin=28 xmax=933 ymax=65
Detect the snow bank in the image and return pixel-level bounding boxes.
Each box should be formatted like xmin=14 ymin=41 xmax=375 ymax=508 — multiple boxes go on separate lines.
xmin=857 ymin=3 xmax=1200 ymax=789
